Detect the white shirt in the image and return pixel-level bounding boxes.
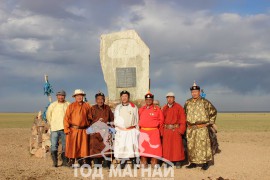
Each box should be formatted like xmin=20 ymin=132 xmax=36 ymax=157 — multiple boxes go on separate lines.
xmin=114 ymin=103 xmax=138 ymax=129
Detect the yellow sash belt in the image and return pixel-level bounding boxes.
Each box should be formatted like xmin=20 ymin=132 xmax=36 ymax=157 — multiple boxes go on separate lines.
xmin=141 ymin=127 xmax=158 ymax=131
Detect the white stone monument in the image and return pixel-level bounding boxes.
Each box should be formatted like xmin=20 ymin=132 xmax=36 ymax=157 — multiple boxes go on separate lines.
xmin=100 ymin=30 xmax=150 ymax=101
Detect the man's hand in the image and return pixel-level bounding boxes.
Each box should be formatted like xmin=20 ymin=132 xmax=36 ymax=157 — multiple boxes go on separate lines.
xmin=65 ymin=128 xmax=71 ymax=135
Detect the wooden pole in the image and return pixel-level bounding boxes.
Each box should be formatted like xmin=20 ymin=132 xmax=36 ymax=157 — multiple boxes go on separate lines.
xmin=149 ymin=78 xmax=151 ymax=90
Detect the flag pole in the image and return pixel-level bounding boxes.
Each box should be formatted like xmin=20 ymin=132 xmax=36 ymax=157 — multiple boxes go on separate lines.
xmin=43 ymin=74 xmax=53 ymax=121
xmin=44 ymin=75 xmax=52 ymax=103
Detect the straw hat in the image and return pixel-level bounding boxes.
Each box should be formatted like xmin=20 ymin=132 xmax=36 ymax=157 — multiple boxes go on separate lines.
xmin=72 ymin=89 xmax=86 ymax=97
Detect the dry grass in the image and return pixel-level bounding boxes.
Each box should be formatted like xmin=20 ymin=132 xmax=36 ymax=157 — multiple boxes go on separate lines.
xmin=0 ymin=112 xmax=270 ymax=132
xmin=0 ymin=113 xmax=36 ymax=128
xmin=0 ymin=113 xmax=270 ymax=179
xmin=217 ymin=113 xmax=270 ymax=132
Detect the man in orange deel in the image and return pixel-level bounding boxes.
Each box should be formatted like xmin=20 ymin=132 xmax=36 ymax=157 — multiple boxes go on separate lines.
xmin=64 ymin=89 xmax=92 ymax=167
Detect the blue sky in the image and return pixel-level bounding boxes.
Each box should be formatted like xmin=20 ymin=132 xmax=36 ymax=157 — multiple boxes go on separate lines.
xmin=0 ymin=0 xmax=270 ymax=112
xmin=213 ymin=0 xmax=270 ymax=14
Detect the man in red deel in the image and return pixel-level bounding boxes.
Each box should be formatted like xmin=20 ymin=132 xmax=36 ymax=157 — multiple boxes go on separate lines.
xmin=162 ymin=92 xmax=186 ymax=168
xmin=139 ymin=91 xmax=164 ymax=169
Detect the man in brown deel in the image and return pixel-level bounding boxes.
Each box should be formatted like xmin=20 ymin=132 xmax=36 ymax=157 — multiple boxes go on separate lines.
xmin=64 ymin=89 xmax=92 ymax=167
xmin=89 ymin=91 xmax=114 ymax=169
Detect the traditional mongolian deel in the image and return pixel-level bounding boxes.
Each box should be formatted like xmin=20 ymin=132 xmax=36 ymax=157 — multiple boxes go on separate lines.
xmin=162 ymin=102 xmax=186 ymax=162
xmin=184 ymin=97 xmax=217 ymax=164
xmin=114 ymin=102 xmax=139 ymax=159
xmin=139 ymin=105 xmax=164 ymax=158
xmin=89 ymin=104 xmax=114 ymax=157
xmin=64 ymin=102 xmax=92 ymax=159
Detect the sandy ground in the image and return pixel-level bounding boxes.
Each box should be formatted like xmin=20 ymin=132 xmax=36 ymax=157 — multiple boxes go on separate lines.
xmin=0 ymin=129 xmax=270 ymax=180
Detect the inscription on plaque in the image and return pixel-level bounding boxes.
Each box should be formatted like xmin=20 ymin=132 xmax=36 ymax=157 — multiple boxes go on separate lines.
xmin=116 ymin=67 xmax=136 ymax=88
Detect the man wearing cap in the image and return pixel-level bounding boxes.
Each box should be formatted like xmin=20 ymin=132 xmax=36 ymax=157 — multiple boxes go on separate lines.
xmin=46 ymin=90 xmax=70 ymax=167
xmin=89 ymin=91 xmax=114 ymax=168
xmin=139 ymin=91 xmax=164 ymax=168
xmin=64 ymin=89 xmax=92 ymax=167
xmin=184 ymin=82 xmax=217 ymax=170
xmin=162 ymin=92 xmax=186 ymax=168
xmin=114 ymin=90 xmax=140 ymax=169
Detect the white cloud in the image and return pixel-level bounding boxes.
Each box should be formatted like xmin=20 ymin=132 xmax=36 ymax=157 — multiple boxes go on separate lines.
xmin=219 ymin=13 xmax=242 ymax=23
xmin=65 ymin=6 xmax=86 ymax=17
xmin=9 ymin=38 xmax=40 ymax=53
xmin=195 ymin=60 xmax=259 ymax=68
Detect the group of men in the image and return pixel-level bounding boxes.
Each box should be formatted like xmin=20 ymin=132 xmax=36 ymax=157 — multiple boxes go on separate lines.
xmin=46 ymin=82 xmax=218 ymax=171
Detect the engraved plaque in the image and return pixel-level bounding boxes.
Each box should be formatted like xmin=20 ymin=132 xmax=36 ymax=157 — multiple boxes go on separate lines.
xmin=116 ymin=67 xmax=136 ymax=88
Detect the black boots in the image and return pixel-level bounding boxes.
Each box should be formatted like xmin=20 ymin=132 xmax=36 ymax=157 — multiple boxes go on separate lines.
xmin=186 ymin=163 xmax=209 ymax=170
xmin=51 ymin=151 xmax=58 ymax=167
xmin=186 ymin=163 xmax=197 ymax=169
xmin=165 ymin=162 xmax=172 ymax=168
xmin=131 ymin=158 xmax=140 ymax=169
xmin=120 ymin=160 xmax=127 ymax=169
xmin=201 ymin=163 xmax=209 ymax=170
xmin=51 ymin=151 xmax=70 ymax=168
xmin=78 ymin=158 xmax=89 ymax=167
xmin=175 ymin=161 xmax=182 ymax=169
xmin=93 ymin=158 xmax=102 ymax=165
xmin=67 ymin=158 xmax=75 ymax=167
xmin=102 ymin=159 xmax=111 ymax=169
xmin=61 ymin=152 xmax=68 ymax=167
xmin=93 ymin=158 xmax=102 ymax=168
xmin=93 ymin=158 xmax=112 ymax=169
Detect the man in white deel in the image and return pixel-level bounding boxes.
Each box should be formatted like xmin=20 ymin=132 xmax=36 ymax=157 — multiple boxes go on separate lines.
xmin=114 ymin=90 xmax=140 ymax=169
xmin=46 ymin=90 xmax=70 ymax=167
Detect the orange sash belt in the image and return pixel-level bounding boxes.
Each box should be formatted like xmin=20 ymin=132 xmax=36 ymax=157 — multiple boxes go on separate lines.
xmin=187 ymin=124 xmax=208 ymax=129
xmin=141 ymin=127 xmax=158 ymax=131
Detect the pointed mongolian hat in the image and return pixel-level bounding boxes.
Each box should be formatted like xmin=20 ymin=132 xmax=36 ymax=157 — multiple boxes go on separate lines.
xmin=145 ymin=90 xmax=154 ymax=99
xmin=190 ymin=81 xmax=201 ymax=91
xmin=95 ymin=90 xmax=105 ymax=98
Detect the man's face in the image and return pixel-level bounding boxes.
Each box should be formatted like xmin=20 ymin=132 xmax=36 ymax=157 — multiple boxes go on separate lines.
xmin=75 ymin=95 xmax=84 ymax=103
xmin=96 ymin=96 xmax=104 ymax=107
xmin=191 ymin=90 xmax=200 ymax=99
xmin=153 ymin=100 xmax=159 ymax=106
xmin=57 ymin=95 xmax=65 ymax=103
xmin=145 ymin=98 xmax=153 ymax=106
xmin=121 ymin=94 xmax=129 ymax=104
xmin=166 ymin=96 xmax=175 ymax=105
